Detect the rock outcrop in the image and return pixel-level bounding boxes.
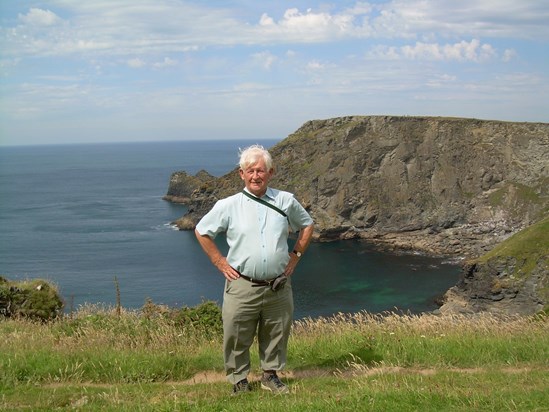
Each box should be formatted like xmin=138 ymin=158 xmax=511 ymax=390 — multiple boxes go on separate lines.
xmin=165 ymin=115 xmax=549 ymax=314
xmin=163 ymin=170 xmax=215 ymax=203
xmin=439 ymin=216 xmax=548 ymax=315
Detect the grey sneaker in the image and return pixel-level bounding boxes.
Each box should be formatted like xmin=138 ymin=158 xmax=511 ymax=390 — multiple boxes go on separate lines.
xmin=260 ymin=373 xmax=289 ymax=394
xmin=231 ymin=378 xmax=251 ymax=395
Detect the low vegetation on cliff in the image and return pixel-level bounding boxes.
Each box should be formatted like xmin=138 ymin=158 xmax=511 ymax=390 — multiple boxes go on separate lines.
xmin=477 ymin=215 xmax=549 ymax=278
xmin=440 ymin=215 xmax=549 ymax=315
xmin=1 ymin=302 xmax=548 ymax=411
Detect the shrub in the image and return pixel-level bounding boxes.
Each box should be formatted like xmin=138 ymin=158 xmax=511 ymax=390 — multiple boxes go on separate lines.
xmin=139 ymin=298 xmax=223 ymax=339
xmin=0 ymin=276 xmax=64 ymax=321
xmin=173 ymin=300 xmax=223 ymax=338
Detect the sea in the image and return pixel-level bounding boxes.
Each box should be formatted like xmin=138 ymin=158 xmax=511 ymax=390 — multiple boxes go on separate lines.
xmin=0 ymin=140 xmax=461 ymax=319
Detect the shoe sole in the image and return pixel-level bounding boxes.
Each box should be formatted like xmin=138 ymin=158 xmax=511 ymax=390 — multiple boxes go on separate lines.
xmin=261 ymin=382 xmax=289 ymax=394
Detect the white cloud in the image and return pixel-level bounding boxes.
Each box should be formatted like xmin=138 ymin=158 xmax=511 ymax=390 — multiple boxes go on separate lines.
xmin=2 ymin=1 xmax=546 ymax=60
xmin=5 ymin=82 xmax=93 ymax=118
xmin=153 ymin=57 xmax=178 ymax=69
xmin=0 ymin=58 xmax=20 ymax=75
xmin=374 ymin=0 xmax=549 ymax=39
xmin=440 ymin=40 xmax=496 ymax=62
xmin=368 ymin=45 xmax=400 ymax=60
xmin=233 ymin=83 xmax=270 ymax=92
xmin=259 ymin=13 xmax=275 ymax=27
xmin=306 ymin=60 xmax=326 ymax=70
xmin=370 ymin=39 xmax=500 ymax=62
xmin=257 ymin=6 xmax=371 ymax=41
xmin=235 ymin=1 xmax=541 ymax=43
xmin=502 ymin=49 xmax=517 ymax=62
xmin=426 ymin=73 xmax=457 ymax=88
xmin=127 ymin=58 xmax=146 ymax=68
xmin=251 ymin=51 xmax=277 ymax=70
xmin=18 ymin=8 xmax=62 ymax=26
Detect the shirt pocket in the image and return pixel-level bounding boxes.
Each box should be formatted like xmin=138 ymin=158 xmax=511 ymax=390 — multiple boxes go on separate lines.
xmin=269 ymin=211 xmax=289 ymax=234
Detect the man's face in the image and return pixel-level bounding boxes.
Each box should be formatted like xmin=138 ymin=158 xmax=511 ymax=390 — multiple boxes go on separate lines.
xmin=239 ymin=159 xmax=273 ymax=197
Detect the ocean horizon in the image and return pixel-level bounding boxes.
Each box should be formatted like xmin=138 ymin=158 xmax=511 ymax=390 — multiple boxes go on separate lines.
xmin=0 ymin=140 xmax=461 ymax=319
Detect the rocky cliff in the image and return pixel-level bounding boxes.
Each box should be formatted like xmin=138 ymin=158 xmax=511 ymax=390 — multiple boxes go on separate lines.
xmin=166 ymin=115 xmax=549 ymax=314
xmin=169 ymin=116 xmax=548 ymax=255
xmin=438 ymin=216 xmax=548 ymax=315
xmin=163 ymin=169 xmax=215 ymax=203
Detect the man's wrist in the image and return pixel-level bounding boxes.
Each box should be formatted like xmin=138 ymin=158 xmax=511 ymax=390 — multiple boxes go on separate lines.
xmin=292 ymin=250 xmax=303 ymax=258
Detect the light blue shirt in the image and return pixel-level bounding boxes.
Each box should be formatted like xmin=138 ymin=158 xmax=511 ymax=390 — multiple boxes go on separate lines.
xmin=196 ymin=187 xmax=313 ymax=280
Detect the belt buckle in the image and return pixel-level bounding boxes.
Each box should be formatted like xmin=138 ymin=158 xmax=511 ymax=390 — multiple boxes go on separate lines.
xmin=270 ymin=275 xmax=287 ymax=292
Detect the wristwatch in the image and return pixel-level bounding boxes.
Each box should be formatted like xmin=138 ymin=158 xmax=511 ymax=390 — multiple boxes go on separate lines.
xmin=292 ymin=250 xmax=303 ymax=258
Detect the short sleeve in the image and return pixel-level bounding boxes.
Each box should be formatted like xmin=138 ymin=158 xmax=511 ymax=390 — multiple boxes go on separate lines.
xmin=195 ymin=199 xmax=229 ymax=238
xmin=287 ymin=196 xmax=314 ymax=232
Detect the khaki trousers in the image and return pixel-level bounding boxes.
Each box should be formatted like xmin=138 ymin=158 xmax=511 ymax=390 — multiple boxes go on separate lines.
xmin=222 ymin=277 xmax=293 ymax=384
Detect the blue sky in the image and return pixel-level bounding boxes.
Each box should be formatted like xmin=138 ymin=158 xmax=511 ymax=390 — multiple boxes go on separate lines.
xmin=1 ymin=1 xmax=548 ymax=146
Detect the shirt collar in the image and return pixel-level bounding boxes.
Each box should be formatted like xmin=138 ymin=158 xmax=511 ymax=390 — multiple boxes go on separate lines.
xmin=243 ymin=187 xmax=275 ymax=200
xmin=264 ymin=187 xmax=275 ymax=200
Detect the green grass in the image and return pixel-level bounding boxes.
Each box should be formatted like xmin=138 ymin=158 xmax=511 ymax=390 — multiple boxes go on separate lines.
xmin=1 ymin=305 xmax=548 ymax=411
xmin=477 ymin=215 xmax=549 ymax=279
xmin=2 ymin=370 xmax=547 ymax=411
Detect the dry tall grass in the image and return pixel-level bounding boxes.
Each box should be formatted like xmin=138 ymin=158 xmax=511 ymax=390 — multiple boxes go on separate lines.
xmin=1 ymin=306 xmax=548 ymax=411
xmin=1 ymin=305 xmax=547 ymax=385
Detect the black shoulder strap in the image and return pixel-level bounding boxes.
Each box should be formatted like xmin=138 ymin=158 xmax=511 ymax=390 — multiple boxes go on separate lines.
xmin=241 ymin=190 xmax=287 ymax=218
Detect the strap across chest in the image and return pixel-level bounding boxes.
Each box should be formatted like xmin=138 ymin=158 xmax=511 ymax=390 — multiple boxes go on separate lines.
xmin=241 ymin=190 xmax=287 ymax=218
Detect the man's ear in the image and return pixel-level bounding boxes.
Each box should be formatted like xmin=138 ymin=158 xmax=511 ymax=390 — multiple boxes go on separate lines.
xmin=239 ymin=168 xmax=245 ymax=180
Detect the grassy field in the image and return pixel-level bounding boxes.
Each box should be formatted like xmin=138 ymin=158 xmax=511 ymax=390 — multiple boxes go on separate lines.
xmin=1 ymin=303 xmax=548 ymax=411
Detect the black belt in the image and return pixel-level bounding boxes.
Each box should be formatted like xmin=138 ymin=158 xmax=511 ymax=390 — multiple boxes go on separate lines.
xmin=233 ymin=268 xmax=288 ymax=291
xmin=238 ymin=273 xmax=277 ymax=287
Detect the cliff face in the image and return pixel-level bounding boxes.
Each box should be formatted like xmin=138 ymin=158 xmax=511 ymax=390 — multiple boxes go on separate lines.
xmin=163 ymin=170 xmax=215 ymax=203
xmin=171 ymin=115 xmax=549 ymax=257
xmin=439 ymin=216 xmax=549 ymax=315
xmin=167 ymin=115 xmax=549 ymax=315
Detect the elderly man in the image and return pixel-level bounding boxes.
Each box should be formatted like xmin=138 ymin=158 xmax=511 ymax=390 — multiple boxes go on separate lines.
xmin=194 ymin=144 xmax=314 ymax=395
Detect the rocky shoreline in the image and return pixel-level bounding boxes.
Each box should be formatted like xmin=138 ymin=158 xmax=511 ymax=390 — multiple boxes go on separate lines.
xmin=346 ymin=220 xmax=520 ymax=259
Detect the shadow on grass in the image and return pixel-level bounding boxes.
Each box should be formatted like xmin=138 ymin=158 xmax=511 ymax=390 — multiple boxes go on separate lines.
xmin=290 ymin=344 xmax=383 ymax=370
xmin=319 ymin=346 xmax=383 ymax=368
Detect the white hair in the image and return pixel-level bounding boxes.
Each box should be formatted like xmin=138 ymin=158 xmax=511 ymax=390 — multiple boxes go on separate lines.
xmin=238 ymin=144 xmax=273 ymax=171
